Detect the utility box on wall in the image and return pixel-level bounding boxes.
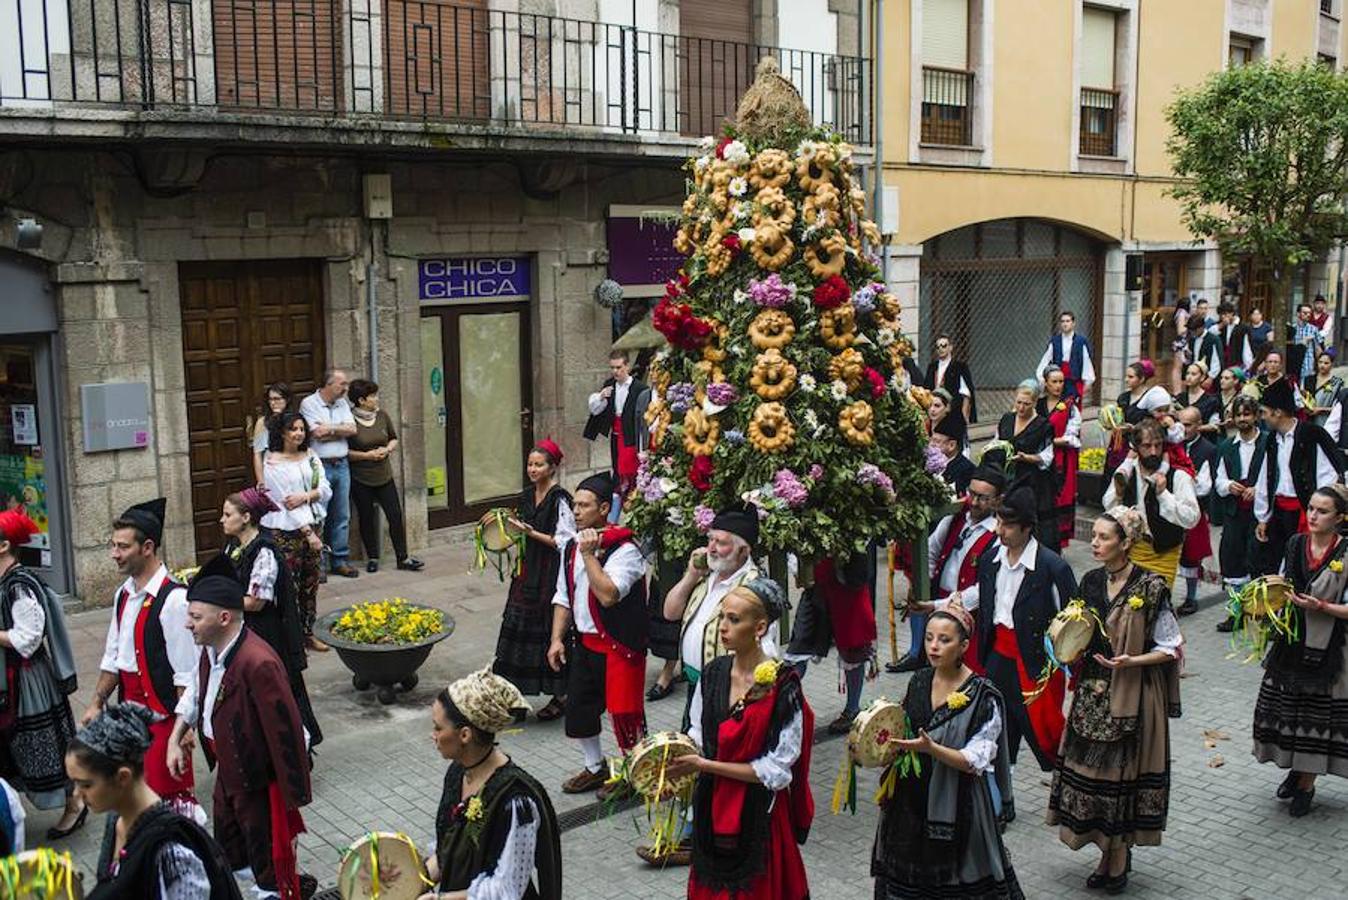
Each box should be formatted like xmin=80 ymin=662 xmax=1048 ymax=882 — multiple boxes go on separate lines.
xmin=81 ymin=382 xmax=151 ymax=452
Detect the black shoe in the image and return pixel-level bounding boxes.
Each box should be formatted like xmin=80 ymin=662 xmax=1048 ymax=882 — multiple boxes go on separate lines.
xmin=1289 ymin=786 xmax=1315 ymax=817
xmin=1216 ymin=616 xmax=1237 ymax=633
xmin=886 ymin=655 xmax=927 ymax=674
xmin=299 ymin=872 xmax=319 ymax=900
xmin=1276 ymin=770 xmax=1299 ymax=800
xmin=1086 ymin=870 xmax=1111 ymax=890
xmin=1104 ymin=871 xmax=1129 ymax=894
xmin=366 ymin=559 xmax=379 ymax=573
xmin=646 ymin=679 xmax=676 ymax=701
xmin=1176 ymin=599 xmax=1199 ymax=617
xmin=397 ymin=557 xmax=425 ymax=571
xmin=45 ymin=804 xmax=88 ymax=840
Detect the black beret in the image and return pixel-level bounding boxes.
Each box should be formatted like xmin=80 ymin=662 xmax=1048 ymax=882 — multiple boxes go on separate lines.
xmin=997 ymin=487 xmax=1038 ymax=526
xmin=968 ymin=465 xmax=1007 ymax=493
xmin=577 ymin=472 xmax=615 ymax=501
xmin=186 ymin=553 xmax=244 ymax=610
xmin=932 ymin=412 xmax=967 ymax=442
xmin=1259 ymin=377 xmax=1298 ymax=416
xmin=710 ymin=505 xmax=759 ymax=547
xmin=119 ymin=497 xmax=167 ymax=546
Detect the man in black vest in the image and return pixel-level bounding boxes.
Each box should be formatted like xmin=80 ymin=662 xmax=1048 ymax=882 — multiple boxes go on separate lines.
xmin=1253 ymin=378 xmax=1348 ymax=574
xmin=1214 ymin=301 xmax=1254 ymax=374
xmin=953 ymin=488 xmax=1075 ymax=820
xmin=583 ymin=351 xmax=650 ymax=510
xmin=547 ymin=473 xmax=649 ymax=797
xmin=1176 ymin=406 xmax=1218 ymax=616
xmin=1213 ymin=395 xmax=1267 ymax=632
xmin=924 ymin=333 xmax=978 ymax=423
xmin=930 ymin=413 xmax=974 ymax=496
xmin=1102 ymin=418 xmax=1201 ymax=584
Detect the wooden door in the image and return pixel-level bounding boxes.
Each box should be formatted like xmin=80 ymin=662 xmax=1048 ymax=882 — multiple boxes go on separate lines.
xmin=180 ymin=260 xmax=326 ymax=559
xmin=1139 ymin=254 xmax=1187 ymax=365
xmin=420 ymin=303 xmax=532 ymax=528
xmin=680 ymin=0 xmax=754 ymax=136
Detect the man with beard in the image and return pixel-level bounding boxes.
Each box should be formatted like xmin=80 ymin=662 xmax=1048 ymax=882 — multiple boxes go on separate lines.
xmin=1103 ymin=418 xmax=1201 ymax=584
xmin=547 ymin=473 xmax=649 ymax=799
xmin=1175 ymin=406 xmax=1217 ymax=616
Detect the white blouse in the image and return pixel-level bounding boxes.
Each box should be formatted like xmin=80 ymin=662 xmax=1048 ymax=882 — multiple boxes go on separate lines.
xmin=4 ymin=580 xmax=44 ymax=659
xmin=260 ymin=451 xmax=332 ymax=532
xmin=467 ymin=796 xmax=540 ymax=900
xmin=247 ymin=544 xmax=280 ymax=603
xmin=686 ymin=680 xmax=805 ymax=791
xmin=958 ymin=704 xmax=1003 ymax=776
xmin=108 ymin=840 xmax=210 ymax=900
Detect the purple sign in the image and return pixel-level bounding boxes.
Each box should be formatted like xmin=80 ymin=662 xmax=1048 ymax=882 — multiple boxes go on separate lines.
xmin=606 ymin=215 xmax=683 ymax=287
xmin=419 ymin=257 xmax=531 ymax=302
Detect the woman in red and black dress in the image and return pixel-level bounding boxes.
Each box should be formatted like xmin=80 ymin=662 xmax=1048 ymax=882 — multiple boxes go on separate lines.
xmin=1038 ymin=368 xmax=1081 ymax=551
xmin=665 ymin=578 xmax=814 ymax=900
xmin=493 ymin=440 xmax=573 ymax=720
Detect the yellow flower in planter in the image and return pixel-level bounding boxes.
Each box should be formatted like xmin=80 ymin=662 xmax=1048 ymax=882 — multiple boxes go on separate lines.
xmin=332 ymin=598 xmax=445 ymax=645
xmin=945 ymin=690 xmax=970 ymax=710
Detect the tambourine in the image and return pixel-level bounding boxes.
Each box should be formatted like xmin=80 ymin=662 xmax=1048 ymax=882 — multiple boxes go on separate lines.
xmin=847 ymin=698 xmax=906 ymax=769
xmin=0 ymin=849 xmax=84 ymax=899
xmin=171 ymin=566 xmax=200 ymax=585
xmin=338 ymin=831 xmax=430 ymax=900
xmin=1046 ymin=610 xmax=1097 ymax=666
xmin=473 ymin=508 xmax=527 ymax=580
xmin=626 ymin=731 xmax=699 ymax=801
xmin=1238 ymin=576 xmax=1294 ymax=618
xmin=1098 ymin=404 xmax=1124 ymax=431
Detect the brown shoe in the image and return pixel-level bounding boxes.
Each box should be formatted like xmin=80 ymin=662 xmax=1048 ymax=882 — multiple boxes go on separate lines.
xmin=331 ymin=563 xmax=360 ymax=578
xmin=827 ymin=709 xmax=858 ymax=735
xmin=636 ymin=842 xmax=692 ymax=867
xmin=561 ymin=767 xmax=607 ymax=794
xmin=306 ymin=636 xmax=331 ymax=653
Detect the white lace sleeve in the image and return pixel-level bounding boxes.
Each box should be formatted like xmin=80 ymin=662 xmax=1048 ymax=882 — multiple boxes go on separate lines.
xmin=1151 ymin=607 xmax=1183 ymax=658
xmin=749 ymin=708 xmax=804 ymax=791
xmin=156 ymin=841 xmax=212 ymax=900
xmin=958 ymin=703 xmax=1003 ymax=776
xmin=248 ymin=546 xmax=280 ymax=603
xmin=466 ymin=797 xmax=540 ymax=900
xmin=1063 ymin=406 xmax=1082 ymax=449
xmin=687 ymin=679 xmax=704 ymax=749
xmin=5 ymin=584 xmax=45 ymax=659
xmin=553 ymin=501 xmax=577 ymax=546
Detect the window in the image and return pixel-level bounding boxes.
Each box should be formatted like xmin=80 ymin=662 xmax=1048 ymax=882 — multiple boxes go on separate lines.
xmin=1079 ymin=6 xmax=1118 ymax=156
xmin=1322 ymin=0 xmax=1335 ymax=17
xmin=1320 ymin=53 xmax=1338 ymax=69
xmin=1229 ymin=35 xmax=1261 ymax=67
xmin=921 ymin=0 xmax=972 ymax=145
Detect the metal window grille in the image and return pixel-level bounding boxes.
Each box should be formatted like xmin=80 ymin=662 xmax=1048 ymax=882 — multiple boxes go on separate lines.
xmin=919 ymin=219 xmax=1104 ymax=416
xmin=920 ymin=65 xmax=973 ymax=145
xmin=1079 ymin=87 xmax=1118 ymax=157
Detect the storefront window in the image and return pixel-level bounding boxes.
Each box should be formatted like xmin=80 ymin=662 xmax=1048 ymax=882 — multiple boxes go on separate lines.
xmin=0 ymin=345 xmax=51 ymax=568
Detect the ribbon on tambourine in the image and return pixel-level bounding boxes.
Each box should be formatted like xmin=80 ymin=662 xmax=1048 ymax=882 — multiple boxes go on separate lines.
xmin=873 ymin=711 xmax=923 ymax=806
xmin=604 ymin=744 xmax=694 ymax=858
xmin=830 ymin=753 xmax=858 ymax=816
xmin=338 ymin=831 xmax=434 ymax=900
xmin=1224 ymin=580 xmax=1300 ymax=664
xmin=1023 ymin=599 xmax=1107 ymax=705
xmin=472 ymin=508 xmax=526 ymax=581
xmin=0 ymin=849 xmax=78 ymax=899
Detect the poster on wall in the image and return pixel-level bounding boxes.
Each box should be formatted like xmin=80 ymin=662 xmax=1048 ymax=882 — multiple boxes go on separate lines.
xmin=0 ymin=453 xmax=49 ymax=550
xmin=10 ymin=404 xmax=36 ymax=446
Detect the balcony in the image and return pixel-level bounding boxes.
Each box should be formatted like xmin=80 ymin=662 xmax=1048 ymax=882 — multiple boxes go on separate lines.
xmin=920 ymin=66 xmax=973 ymax=147
xmin=0 ymin=0 xmax=872 ymax=155
xmin=1079 ymin=87 xmax=1118 ymax=157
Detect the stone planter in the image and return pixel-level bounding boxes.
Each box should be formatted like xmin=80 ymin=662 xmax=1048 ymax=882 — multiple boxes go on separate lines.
xmin=1077 ymin=470 xmax=1105 ymax=509
xmin=313 ymin=605 xmax=455 ymax=705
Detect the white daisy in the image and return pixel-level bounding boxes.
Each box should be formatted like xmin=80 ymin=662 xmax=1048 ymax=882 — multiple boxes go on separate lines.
xmin=722 ymin=140 xmax=750 ymax=166
xmin=728 ymin=176 xmax=748 ymax=197
xmin=737 ymin=227 xmax=757 ymax=243
xmin=799 ymin=373 xmax=817 ymax=391
xmin=830 ymin=380 xmax=849 ymax=401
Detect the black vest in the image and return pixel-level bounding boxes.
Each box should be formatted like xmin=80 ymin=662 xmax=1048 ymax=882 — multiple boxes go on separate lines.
xmin=1122 ymin=470 xmax=1186 ymax=552
xmin=115 ymin=578 xmax=182 ymax=714
xmin=974 ymin=543 xmax=1075 ymax=677
xmin=582 ymin=378 xmax=647 ymax=447
xmin=1267 ymin=423 xmax=1348 ymax=508
xmin=564 ymin=537 xmax=649 ymax=658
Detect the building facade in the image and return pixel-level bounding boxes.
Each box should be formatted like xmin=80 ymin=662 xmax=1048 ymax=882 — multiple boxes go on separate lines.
xmin=0 ymin=0 xmax=871 ymax=603
xmin=879 ymin=0 xmax=1348 ymax=414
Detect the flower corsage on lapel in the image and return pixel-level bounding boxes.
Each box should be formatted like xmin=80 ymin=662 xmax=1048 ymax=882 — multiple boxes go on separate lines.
xmin=1126 ymin=594 xmax=1145 ymax=610
xmin=746 ymin=659 xmax=781 ymax=704
xmin=945 ymin=689 xmax=970 ymax=711
xmin=454 ymin=795 xmax=486 ymax=847
xmin=1331 ymin=559 xmax=1344 ymax=574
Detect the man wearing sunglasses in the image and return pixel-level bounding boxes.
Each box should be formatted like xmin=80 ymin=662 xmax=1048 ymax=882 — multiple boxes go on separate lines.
xmin=924 ymin=334 xmax=977 ymax=423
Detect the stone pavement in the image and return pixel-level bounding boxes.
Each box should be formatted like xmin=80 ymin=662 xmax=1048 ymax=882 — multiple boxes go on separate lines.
xmin=33 ymin=539 xmax=1348 ymax=899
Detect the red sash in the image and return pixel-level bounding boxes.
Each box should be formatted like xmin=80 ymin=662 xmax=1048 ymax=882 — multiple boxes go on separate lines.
xmin=1274 ymin=495 xmax=1310 ymax=534
xmin=991 ymin=625 xmax=1064 ymax=768
xmin=613 ymin=414 xmax=639 ymax=482
xmin=1060 ymin=362 xmax=1084 ymax=406
xmin=119 ymin=671 xmax=195 ymax=801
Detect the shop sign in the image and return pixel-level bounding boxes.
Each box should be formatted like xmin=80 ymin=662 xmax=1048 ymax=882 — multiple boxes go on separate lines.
xmin=419 ymin=257 xmax=530 ymax=304
xmin=81 ymin=382 xmax=151 ymax=452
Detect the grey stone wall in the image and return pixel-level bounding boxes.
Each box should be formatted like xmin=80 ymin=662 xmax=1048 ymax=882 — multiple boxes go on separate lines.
xmin=1 ymin=148 xmax=683 ymax=605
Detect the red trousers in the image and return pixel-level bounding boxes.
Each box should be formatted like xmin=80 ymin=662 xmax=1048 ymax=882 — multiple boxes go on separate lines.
xmin=119 ymin=672 xmax=195 ymax=803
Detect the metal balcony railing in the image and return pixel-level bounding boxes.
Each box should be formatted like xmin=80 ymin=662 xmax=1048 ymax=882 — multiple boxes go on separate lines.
xmin=1079 ymin=86 xmax=1118 ymax=157
xmin=0 ymin=0 xmax=872 ymax=145
xmin=920 ymin=65 xmax=973 ymax=146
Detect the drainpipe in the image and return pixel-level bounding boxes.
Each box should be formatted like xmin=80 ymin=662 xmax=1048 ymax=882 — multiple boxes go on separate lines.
xmin=871 ymin=0 xmax=884 ymax=236
xmin=368 ymin=220 xmax=379 ymax=383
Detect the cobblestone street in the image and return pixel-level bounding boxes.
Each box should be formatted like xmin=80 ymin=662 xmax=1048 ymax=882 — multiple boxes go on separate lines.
xmin=39 ymin=538 xmax=1348 ymax=899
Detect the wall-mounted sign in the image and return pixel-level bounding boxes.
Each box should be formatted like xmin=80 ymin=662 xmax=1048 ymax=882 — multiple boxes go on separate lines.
xmin=419 ymin=257 xmax=531 ymax=304
xmin=81 ymin=382 xmax=151 ymax=452
xmin=606 ymin=205 xmax=683 ymax=298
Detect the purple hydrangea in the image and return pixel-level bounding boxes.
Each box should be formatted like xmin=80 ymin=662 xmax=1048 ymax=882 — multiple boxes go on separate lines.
xmin=694 ymin=505 xmax=716 ymax=532
xmin=667 ymin=382 xmax=695 ymax=414
xmin=748 ymin=273 xmax=796 ymax=308
xmin=924 ymin=443 xmax=947 ymax=475
xmin=706 ymin=382 xmax=739 ymax=406
xmin=723 ymin=429 xmax=746 ymax=446
xmin=808 ymin=464 xmax=824 ymax=481
xmin=635 ymin=455 xmax=654 ymax=493
xmin=858 ymin=463 xmax=896 ymax=499
xmin=851 ymin=285 xmax=877 ymax=316
xmin=772 ymin=469 xmax=809 ymax=509
xmin=643 ymin=479 xmax=668 ymax=503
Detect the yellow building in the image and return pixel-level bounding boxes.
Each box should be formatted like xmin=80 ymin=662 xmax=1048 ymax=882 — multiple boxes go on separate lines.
xmin=878 ymin=0 xmax=1347 ymax=411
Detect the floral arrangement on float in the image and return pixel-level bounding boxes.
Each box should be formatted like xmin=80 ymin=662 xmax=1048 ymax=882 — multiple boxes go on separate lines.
xmin=624 ymin=59 xmax=946 ymax=562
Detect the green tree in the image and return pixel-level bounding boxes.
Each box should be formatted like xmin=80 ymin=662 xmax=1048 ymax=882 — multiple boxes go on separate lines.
xmin=1166 ymin=59 xmax=1348 ymax=321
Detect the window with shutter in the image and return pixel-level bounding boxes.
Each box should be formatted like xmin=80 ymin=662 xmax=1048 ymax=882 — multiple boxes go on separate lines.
xmin=923 ymin=0 xmax=970 ymax=70
xmin=1081 ymin=7 xmax=1117 ymax=89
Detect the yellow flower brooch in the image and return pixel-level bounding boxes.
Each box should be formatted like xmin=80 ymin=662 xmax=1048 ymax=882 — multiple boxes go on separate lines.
xmin=753 ymin=660 xmax=781 ymax=686
xmin=465 ymin=796 xmax=484 ymax=822
xmin=945 ymin=690 xmax=970 ymax=711
xmin=1127 ymin=595 xmax=1145 ymax=610
xmin=1331 ymin=560 xmax=1344 ymax=574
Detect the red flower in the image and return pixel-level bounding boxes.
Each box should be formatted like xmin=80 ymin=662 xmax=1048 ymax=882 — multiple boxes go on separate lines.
xmin=715 ymin=136 xmax=733 ymax=159
xmin=865 ymin=367 xmax=886 ymax=399
xmin=812 ymin=275 xmax=850 ymax=310
xmin=722 ymin=233 xmax=741 ymax=253
xmin=689 ymin=455 xmax=714 ymax=492
xmin=652 ymin=297 xmax=713 ymax=350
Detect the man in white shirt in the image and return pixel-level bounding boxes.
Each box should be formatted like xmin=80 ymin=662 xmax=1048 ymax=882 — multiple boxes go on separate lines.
xmin=1102 ymin=418 xmax=1201 ymax=583
xmin=1213 ymin=395 xmax=1266 ymax=633
xmin=547 ymin=473 xmax=649 ymax=798
xmin=1035 ymin=311 xmax=1096 ymax=405
xmin=168 ymin=554 xmax=311 ymax=900
xmin=81 ymin=498 xmax=200 ymax=807
xmin=583 ymin=351 xmax=650 ymax=515
xmin=924 ymin=334 xmax=976 ymax=422
xmin=299 ymin=369 xmax=358 ymax=578
xmin=1252 ymin=378 xmax=1347 ymax=575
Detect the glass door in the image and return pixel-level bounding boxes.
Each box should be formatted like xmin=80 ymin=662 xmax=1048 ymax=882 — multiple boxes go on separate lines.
xmin=420 ymin=304 xmax=533 ymax=527
xmin=0 ymin=344 xmax=53 ymax=571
